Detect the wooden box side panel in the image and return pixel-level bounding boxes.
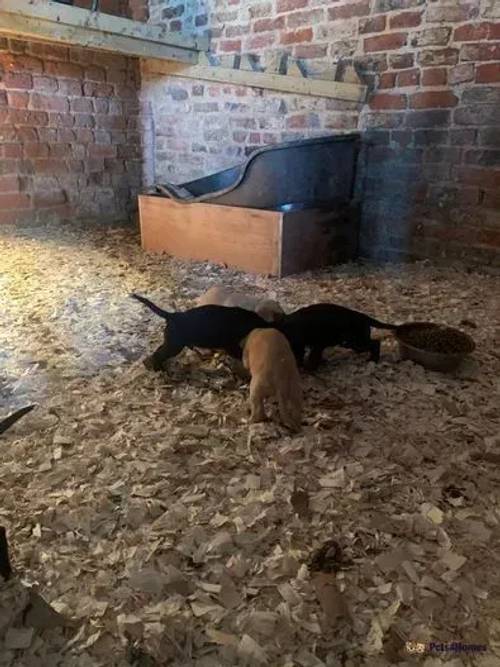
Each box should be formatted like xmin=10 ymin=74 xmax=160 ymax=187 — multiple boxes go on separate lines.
xmin=280 ymin=207 xmax=360 ymax=276
xmin=139 ymin=196 xmax=282 ymax=276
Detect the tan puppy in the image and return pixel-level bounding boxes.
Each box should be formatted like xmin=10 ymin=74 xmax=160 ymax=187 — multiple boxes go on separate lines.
xmin=242 ymin=328 xmax=302 ymax=431
xmin=197 ymin=286 xmax=284 ymax=323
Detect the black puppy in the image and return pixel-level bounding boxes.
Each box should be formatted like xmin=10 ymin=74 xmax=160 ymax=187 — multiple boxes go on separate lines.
xmin=131 ymin=293 xmax=269 ymax=371
xmin=277 ymin=303 xmax=398 ymax=369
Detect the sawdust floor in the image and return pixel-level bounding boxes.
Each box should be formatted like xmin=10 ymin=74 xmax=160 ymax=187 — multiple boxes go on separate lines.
xmin=0 ymin=223 xmax=500 ymax=667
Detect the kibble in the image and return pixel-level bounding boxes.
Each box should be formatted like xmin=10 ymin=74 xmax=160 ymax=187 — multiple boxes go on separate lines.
xmin=398 ymin=325 xmax=474 ymax=355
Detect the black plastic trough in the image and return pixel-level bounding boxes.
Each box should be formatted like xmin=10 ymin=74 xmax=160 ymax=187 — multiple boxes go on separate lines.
xmin=155 ymin=134 xmax=361 ymax=211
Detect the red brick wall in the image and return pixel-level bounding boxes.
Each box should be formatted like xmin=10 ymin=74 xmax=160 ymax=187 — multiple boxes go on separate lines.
xmin=0 ymin=38 xmax=145 ymax=225
xmin=144 ymin=0 xmax=500 ymax=266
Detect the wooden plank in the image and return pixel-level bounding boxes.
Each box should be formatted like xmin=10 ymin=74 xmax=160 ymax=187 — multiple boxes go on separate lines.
xmin=0 ymin=14 xmax=199 ymax=64
xmin=142 ymin=59 xmax=367 ymax=103
xmin=0 ymin=0 xmax=206 ymax=63
xmin=139 ymin=196 xmax=282 ymax=276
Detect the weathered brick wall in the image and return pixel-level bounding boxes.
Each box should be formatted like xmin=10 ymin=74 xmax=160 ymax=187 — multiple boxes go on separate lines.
xmin=143 ymin=0 xmax=500 ymax=266
xmin=0 ymin=0 xmax=149 ymax=226
xmin=0 ymin=39 xmax=144 ymax=225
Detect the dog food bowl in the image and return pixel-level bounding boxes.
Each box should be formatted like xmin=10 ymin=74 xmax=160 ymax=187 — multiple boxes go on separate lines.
xmin=396 ymin=321 xmax=475 ymax=372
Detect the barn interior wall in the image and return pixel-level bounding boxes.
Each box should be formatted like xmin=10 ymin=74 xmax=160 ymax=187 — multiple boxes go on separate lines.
xmin=1 ymin=0 xmax=499 ymax=267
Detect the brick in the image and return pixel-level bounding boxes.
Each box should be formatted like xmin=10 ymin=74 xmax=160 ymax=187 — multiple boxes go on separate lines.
xmin=414 ymin=129 xmax=448 ymax=146
xmin=356 ymin=54 xmax=388 ymax=73
xmin=3 ymin=144 xmax=23 ymax=158
xmin=24 ymin=143 xmax=50 ymax=158
xmin=374 ymin=0 xmax=425 ymax=10
xmin=0 ymin=176 xmax=20 ymax=192
xmin=195 ymin=14 xmax=208 ymax=27
xmin=30 ymin=94 xmax=69 ymax=112
xmin=167 ymin=86 xmax=188 ymax=101
xmin=226 ymin=25 xmax=250 ymax=37
xmin=324 ymin=113 xmax=358 ymax=130
xmin=450 ymin=129 xmax=476 ymax=145
xmin=379 ymin=72 xmax=397 ymax=88
xmin=365 ymin=33 xmax=407 ymax=53
xmin=83 ymin=82 xmax=114 ymax=97
xmin=412 ymin=27 xmax=451 ymax=47
xmin=484 ymin=191 xmax=500 ymax=208
xmin=161 ymin=4 xmax=183 ymax=19
xmin=4 ymin=72 xmax=33 ymax=89
xmin=362 ymin=112 xmax=405 ymax=129
xmin=421 ymin=68 xmax=447 ymax=86
xmin=70 ymin=98 xmax=93 ymax=113
xmin=28 ymin=43 xmax=68 ymax=61
xmin=397 ymin=69 xmax=420 ymax=86
xmin=34 ymin=190 xmax=67 ymax=207
xmin=58 ymin=80 xmax=83 ymax=96
xmin=465 ymin=150 xmax=500 ymax=167
xmin=449 ymin=63 xmax=475 ymax=84
xmin=287 ymin=9 xmax=323 ymax=29
xmin=462 ymin=86 xmax=500 ymax=105
xmin=32 ymin=76 xmax=58 ymax=92
xmin=478 ymin=229 xmax=500 ymax=247
xmin=85 ymin=66 xmax=106 ymax=81
xmin=94 ymin=99 xmax=110 ymax=113
xmin=390 ymin=11 xmax=422 ymax=28
xmin=359 ymin=15 xmax=386 ymax=34
xmin=254 ymin=17 xmax=285 ymax=32
xmin=454 ymin=22 xmax=492 ymax=41
xmin=294 ymin=44 xmax=328 ymax=58
xmin=7 ymin=55 xmax=43 ymax=73
xmin=418 ymin=48 xmax=459 ymax=66
xmin=370 ymin=93 xmax=407 ymax=110
xmin=477 ymin=64 xmax=500 ymax=83
xmin=389 ymin=53 xmax=414 ymax=69
xmin=277 ymin=0 xmax=308 ymax=13
xmin=249 ymin=3 xmax=272 ymax=18
xmin=479 ymin=127 xmax=500 ymax=147
xmin=328 ymin=0 xmax=370 ymax=20
xmin=424 ymin=146 xmax=462 ymax=163
xmin=280 ymin=28 xmax=313 ymax=44
xmin=44 ymin=62 xmax=83 ymax=79
xmin=74 ymin=113 xmax=95 ymax=128
xmin=220 ymin=39 xmax=242 ymax=52
xmin=406 ymin=110 xmax=451 ymax=127
xmin=455 ymin=167 xmax=500 ymax=189
xmin=0 ymin=193 xmax=31 ymax=209
xmin=7 ymin=92 xmax=29 ymax=108
xmin=410 ymin=91 xmax=458 ymax=109
xmin=461 ymin=43 xmax=500 ymax=61
xmin=427 ymin=4 xmax=478 ymax=23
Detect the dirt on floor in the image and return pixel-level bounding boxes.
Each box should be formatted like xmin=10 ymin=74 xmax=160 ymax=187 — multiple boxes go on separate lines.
xmin=0 ymin=222 xmax=500 ymax=667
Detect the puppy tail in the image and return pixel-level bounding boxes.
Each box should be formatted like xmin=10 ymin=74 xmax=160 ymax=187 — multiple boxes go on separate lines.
xmin=131 ymin=293 xmax=172 ymax=320
xmin=0 ymin=405 xmax=36 ymax=436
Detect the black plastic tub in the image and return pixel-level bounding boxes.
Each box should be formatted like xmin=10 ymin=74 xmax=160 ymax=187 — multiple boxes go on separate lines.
xmin=154 ymin=134 xmax=361 ymax=211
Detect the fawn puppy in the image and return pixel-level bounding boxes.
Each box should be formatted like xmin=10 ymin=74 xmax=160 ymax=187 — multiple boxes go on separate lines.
xmin=242 ymin=328 xmax=302 ymax=431
xmin=197 ymin=286 xmax=284 ymax=323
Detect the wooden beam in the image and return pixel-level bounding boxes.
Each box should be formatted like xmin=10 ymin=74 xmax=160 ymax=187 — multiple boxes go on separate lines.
xmin=0 ymin=0 xmax=207 ymax=63
xmin=142 ymin=59 xmax=367 ymax=103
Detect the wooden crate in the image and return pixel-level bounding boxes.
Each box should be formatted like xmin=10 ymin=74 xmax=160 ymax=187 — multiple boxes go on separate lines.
xmin=138 ymin=195 xmax=359 ymax=277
